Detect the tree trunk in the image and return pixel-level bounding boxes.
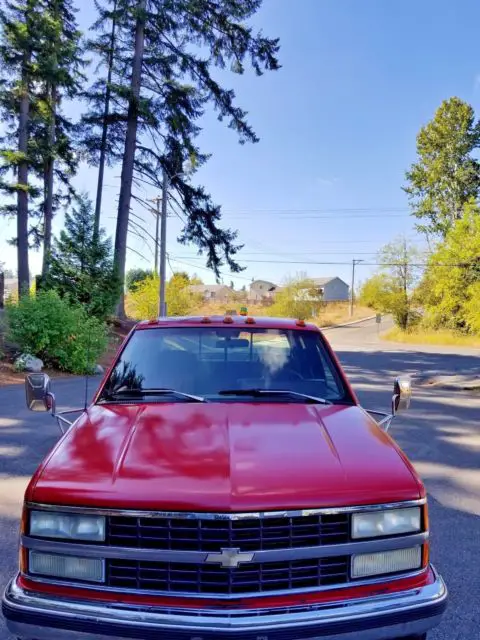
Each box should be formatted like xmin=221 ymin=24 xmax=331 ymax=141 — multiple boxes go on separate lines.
xmin=17 ymin=56 xmax=31 ymax=297
xmin=114 ymin=0 xmax=146 ymax=318
xmin=94 ymin=0 xmax=118 ymax=239
xmin=42 ymin=84 xmax=56 ymax=278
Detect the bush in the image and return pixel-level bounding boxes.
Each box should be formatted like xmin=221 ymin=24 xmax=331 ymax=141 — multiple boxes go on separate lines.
xmin=6 ymin=290 xmax=108 ymax=374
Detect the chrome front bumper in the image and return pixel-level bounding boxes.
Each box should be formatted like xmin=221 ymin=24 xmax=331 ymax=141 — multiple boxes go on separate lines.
xmin=3 ymin=568 xmax=447 ymax=640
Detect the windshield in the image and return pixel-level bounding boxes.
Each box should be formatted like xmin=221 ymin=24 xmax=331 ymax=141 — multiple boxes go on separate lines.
xmin=100 ymin=327 xmax=351 ymax=404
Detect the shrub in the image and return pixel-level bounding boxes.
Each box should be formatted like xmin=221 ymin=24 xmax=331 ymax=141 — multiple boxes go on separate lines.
xmin=6 ymin=290 xmax=108 ymax=374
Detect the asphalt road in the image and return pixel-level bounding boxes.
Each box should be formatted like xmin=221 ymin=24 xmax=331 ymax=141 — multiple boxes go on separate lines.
xmin=0 ymin=317 xmax=479 ymax=639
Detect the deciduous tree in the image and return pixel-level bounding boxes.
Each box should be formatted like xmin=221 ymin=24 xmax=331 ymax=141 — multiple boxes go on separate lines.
xmin=404 ymin=97 xmax=480 ymax=238
xmin=359 ymin=238 xmax=423 ymax=330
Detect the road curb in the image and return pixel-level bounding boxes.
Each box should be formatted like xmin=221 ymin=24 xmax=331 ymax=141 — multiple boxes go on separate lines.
xmin=320 ymin=315 xmax=377 ymax=331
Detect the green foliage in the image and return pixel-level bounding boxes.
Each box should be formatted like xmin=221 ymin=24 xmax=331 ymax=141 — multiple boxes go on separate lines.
xmin=0 ymin=0 xmax=84 ymax=233
xmin=6 ymin=290 xmax=107 ymax=374
xmin=44 ymin=194 xmax=120 ymax=319
xmin=269 ymin=277 xmax=324 ymax=320
xmin=404 ymin=97 xmax=480 ymax=238
xmin=359 ymin=238 xmax=423 ymax=330
xmin=126 ymin=268 xmax=153 ymax=292
xmin=421 ymin=202 xmax=480 ymax=333
xmin=126 ymin=273 xmax=202 ymax=319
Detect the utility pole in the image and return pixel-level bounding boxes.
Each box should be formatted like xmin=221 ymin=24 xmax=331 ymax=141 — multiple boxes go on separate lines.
xmin=151 ymin=196 xmax=161 ymax=276
xmin=159 ymin=168 xmax=169 ymax=317
xmin=350 ymin=259 xmax=363 ymax=317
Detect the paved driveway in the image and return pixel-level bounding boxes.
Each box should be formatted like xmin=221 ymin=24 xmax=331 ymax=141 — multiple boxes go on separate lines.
xmin=0 ymin=322 xmax=479 ymax=638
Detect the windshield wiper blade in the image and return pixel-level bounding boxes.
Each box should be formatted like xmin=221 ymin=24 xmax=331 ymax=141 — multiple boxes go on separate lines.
xmin=218 ymin=389 xmax=331 ymax=405
xmin=102 ymin=388 xmax=207 ymax=403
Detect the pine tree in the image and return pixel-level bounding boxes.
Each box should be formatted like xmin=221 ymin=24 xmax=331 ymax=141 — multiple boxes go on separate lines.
xmin=34 ymin=0 xmax=85 ymax=277
xmin=84 ymin=0 xmax=280 ymax=317
xmin=45 ymin=193 xmax=120 ymax=319
xmin=0 ymin=0 xmax=43 ymax=295
xmin=80 ymin=0 xmax=122 ymax=236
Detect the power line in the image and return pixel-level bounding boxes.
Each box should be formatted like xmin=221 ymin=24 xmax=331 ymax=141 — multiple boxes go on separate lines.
xmin=168 ymin=256 xmax=253 ymax=282
xmin=169 ymin=257 xmax=480 ymax=268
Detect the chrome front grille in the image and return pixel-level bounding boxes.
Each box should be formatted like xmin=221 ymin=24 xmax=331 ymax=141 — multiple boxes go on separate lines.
xmin=106 ymin=513 xmax=351 ymax=552
xmin=106 ymin=556 xmax=350 ymax=595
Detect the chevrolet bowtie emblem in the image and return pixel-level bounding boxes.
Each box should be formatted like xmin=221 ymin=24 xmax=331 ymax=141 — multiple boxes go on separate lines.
xmin=205 ymin=548 xmax=255 ymax=568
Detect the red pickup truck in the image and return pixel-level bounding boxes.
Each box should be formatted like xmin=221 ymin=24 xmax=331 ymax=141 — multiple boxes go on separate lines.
xmin=3 ymin=316 xmax=447 ymax=640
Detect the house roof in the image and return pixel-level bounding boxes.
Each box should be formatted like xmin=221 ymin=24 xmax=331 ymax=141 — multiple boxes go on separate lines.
xmin=250 ymin=279 xmax=278 ymax=290
xmin=189 ymin=284 xmax=231 ymax=293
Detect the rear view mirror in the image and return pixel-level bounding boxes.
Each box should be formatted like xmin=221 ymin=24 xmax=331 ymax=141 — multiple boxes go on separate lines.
xmin=392 ymin=377 xmax=412 ymax=415
xmin=25 ymin=373 xmax=53 ymax=412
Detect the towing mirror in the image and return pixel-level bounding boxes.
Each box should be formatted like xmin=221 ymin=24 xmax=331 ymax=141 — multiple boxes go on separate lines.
xmin=392 ymin=377 xmax=412 ymax=415
xmin=25 ymin=373 xmax=55 ymax=413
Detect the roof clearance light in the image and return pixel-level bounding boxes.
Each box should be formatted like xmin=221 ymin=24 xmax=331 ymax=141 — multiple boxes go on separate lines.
xmin=245 ymin=317 xmax=256 ymax=324
xmin=296 ymin=319 xmax=306 ymax=327
xmin=223 ymin=316 xmax=234 ymax=324
xmin=201 ymin=316 xmax=211 ymax=324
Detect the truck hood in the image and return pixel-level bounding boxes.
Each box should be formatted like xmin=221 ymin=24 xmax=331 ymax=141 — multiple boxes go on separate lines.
xmin=29 ymin=403 xmax=421 ymax=510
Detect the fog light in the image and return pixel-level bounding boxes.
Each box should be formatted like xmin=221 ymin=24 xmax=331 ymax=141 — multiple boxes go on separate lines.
xmin=352 ymin=546 xmax=422 ymax=579
xmin=29 ymin=551 xmax=104 ymax=583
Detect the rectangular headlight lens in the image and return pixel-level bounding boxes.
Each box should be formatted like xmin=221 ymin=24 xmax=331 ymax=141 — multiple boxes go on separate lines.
xmin=30 ymin=511 xmax=105 ymax=542
xmin=352 ymin=507 xmax=421 ymax=539
xmin=29 ymin=551 xmax=104 ymax=583
xmin=352 ymin=546 xmax=422 ymax=579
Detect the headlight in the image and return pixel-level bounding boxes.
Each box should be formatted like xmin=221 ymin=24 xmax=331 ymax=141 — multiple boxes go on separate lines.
xmin=29 ymin=551 xmax=104 ymax=583
xmin=352 ymin=507 xmax=421 ymax=539
xmin=352 ymin=546 xmax=422 ymax=578
xmin=30 ymin=511 xmax=106 ymax=542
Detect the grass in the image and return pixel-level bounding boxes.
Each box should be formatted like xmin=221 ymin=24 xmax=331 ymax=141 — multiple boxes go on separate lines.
xmin=383 ymin=327 xmax=480 ymax=348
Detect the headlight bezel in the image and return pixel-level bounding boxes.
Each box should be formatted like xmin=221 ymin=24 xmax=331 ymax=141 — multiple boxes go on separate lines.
xmin=351 ymin=506 xmax=423 ymax=540
xmin=29 ymin=510 xmax=106 ymax=543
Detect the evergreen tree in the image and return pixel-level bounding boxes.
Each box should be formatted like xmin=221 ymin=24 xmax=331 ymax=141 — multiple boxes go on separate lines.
xmin=45 ymin=193 xmax=120 ymax=319
xmin=34 ymin=0 xmax=85 ymax=277
xmin=83 ymin=0 xmax=280 ymax=317
xmin=0 ymin=0 xmax=43 ymax=295
xmin=80 ymin=0 xmax=121 ymax=236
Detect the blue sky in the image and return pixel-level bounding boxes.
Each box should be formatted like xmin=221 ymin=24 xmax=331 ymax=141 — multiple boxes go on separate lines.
xmin=2 ymin=0 xmax=480 ymax=288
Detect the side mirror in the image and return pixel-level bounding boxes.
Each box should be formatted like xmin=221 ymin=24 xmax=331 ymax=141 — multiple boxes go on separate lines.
xmin=392 ymin=377 xmax=412 ymax=415
xmin=25 ymin=373 xmax=55 ymax=413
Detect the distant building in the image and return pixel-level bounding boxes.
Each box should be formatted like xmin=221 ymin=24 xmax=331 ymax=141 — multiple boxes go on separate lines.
xmin=248 ymin=280 xmax=278 ymax=303
xmin=189 ymin=284 xmax=232 ymax=303
xmin=311 ymin=277 xmax=349 ymax=302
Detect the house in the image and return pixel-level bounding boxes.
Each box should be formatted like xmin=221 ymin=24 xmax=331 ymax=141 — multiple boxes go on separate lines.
xmin=189 ymin=284 xmax=232 ymax=303
xmin=311 ymin=277 xmax=349 ymax=302
xmin=248 ymin=279 xmax=278 ymax=303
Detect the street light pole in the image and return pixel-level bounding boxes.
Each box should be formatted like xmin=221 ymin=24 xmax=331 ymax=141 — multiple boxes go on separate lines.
xmin=158 ymin=167 xmax=169 ymax=317
xmin=350 ymin=258 xmax=363 ymax=317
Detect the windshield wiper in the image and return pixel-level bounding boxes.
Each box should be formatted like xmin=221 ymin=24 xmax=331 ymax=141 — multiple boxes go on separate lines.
xmin=218 ymin=389 xmax=331 ymax=405
xmin=101 ymin=388 xmax=207 ymax=403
